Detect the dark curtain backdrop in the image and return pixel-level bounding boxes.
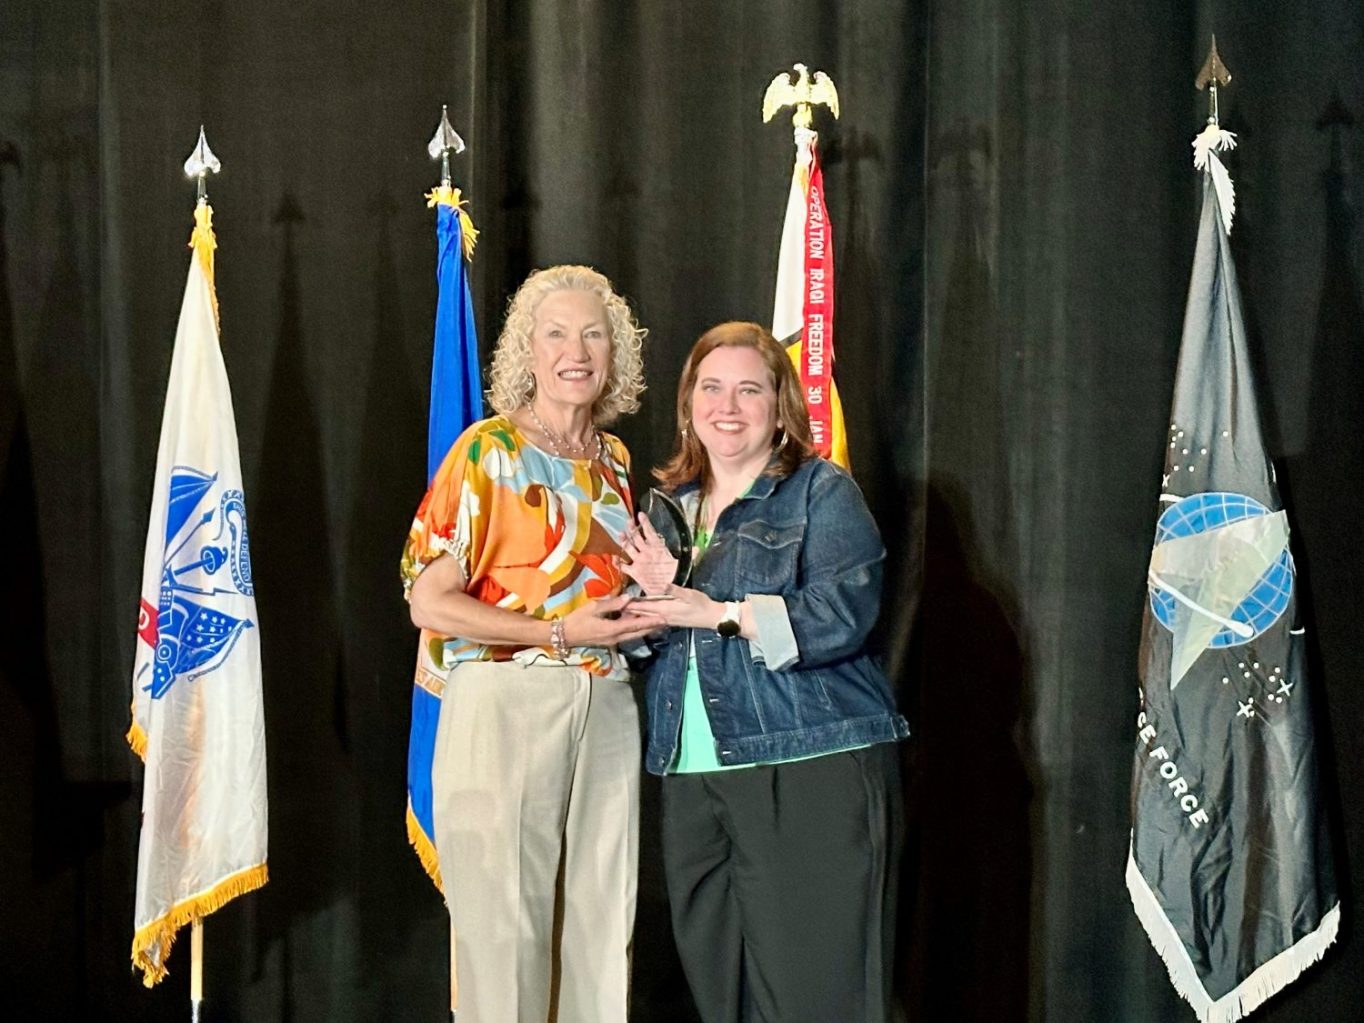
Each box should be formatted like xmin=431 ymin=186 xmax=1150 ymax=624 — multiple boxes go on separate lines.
xmin=2 ymin=1 xmax=1362 ymax=1020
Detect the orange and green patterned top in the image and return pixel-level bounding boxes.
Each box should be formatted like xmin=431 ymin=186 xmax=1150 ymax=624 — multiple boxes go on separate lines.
xmin=401 ymin=415 xmax=635 ymax=681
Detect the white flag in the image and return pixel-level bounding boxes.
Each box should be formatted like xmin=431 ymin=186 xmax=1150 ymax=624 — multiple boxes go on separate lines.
xmin=772 ymin=129 xmax=815 ymax=344
xmin=771 ymin=127 xmax=850 ymax=468
xmin=128 ymin=203 xmax=267 ymax=986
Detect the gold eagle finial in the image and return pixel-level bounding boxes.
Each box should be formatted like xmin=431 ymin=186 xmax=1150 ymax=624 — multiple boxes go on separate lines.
xmin=762 ymin=63 xmax=840 ymax=130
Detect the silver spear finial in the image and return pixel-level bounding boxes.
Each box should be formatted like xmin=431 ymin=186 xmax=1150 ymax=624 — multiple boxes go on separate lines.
xmin=427 ymin=105 xmax=466 ymax=188
xmin=183 ymin=126 xmax=221 ymax=204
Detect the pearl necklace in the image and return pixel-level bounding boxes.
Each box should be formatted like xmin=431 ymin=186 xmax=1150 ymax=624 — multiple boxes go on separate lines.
xmin=528 ymin=403 xmax=602 ymax=460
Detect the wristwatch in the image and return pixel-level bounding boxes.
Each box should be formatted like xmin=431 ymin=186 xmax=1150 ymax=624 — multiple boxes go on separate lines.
xmin=716 ymin=601 xmax=742 ymax=638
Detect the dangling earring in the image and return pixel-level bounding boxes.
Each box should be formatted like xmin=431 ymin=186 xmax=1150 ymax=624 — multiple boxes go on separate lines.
xmin=774 ymin=429 xmax=789 ymax=454
xmin=680 ymin=422 xmax=690 ymax=441
xmin=526 ymin=374 xmax=538 ymax=402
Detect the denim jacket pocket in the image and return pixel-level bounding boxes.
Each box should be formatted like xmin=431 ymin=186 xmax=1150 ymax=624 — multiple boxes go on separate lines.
xmin=733 ymin=520 xmax=803 ymax=592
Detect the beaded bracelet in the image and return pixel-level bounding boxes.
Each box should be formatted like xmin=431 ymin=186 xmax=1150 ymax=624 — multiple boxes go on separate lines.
xmin=549 ymin=619 xmax=570 ymax=660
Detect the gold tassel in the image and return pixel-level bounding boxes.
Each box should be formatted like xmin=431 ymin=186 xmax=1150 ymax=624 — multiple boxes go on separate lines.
xmin=425 ymin=185 xmax=479 ymax=261
xmin=187 ymin=203 xmax=222 ymax=332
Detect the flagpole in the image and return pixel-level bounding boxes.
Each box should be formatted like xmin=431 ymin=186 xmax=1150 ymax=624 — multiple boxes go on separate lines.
xmin=190 ymin=917 xmax=203 ymax=1022
xmin=761 ymin=62 xmax=850 ymax=468
xmin=182 ymin=128 xmax=220 ymax=1023
xmin=427 ymin=105 xmax=468 ymax=1023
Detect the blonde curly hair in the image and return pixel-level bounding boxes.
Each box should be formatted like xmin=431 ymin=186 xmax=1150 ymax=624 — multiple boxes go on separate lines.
xmin=487 ymin=265 xmax=647 ymax=425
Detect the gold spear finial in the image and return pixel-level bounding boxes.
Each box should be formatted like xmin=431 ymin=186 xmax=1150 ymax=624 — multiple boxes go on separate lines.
xmin=1196 ymin=36 xmax=1233 ymax=126
xmin=762 ymin=63 xmax=840 ymax=131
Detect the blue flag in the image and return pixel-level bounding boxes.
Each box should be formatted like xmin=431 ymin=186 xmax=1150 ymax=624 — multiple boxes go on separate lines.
xmin=426 ymin=199 xmax=483 ymax=480
xmin=408 ymin=189 xmax=482 ymax=888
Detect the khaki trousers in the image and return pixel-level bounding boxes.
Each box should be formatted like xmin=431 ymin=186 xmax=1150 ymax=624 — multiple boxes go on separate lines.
xmin=432 ymin=660 xmax=640 ymax=1023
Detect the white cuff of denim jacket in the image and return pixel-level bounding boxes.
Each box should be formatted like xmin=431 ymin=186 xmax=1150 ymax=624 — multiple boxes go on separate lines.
xmin=747 ymin=593 xmax=798 ymax=670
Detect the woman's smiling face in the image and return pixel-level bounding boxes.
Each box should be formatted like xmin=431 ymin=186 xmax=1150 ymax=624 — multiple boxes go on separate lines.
xmin=690 ymin=344 xmax=780 ymax=472
xmin=529 ymin=289 xmax=611 ymax=412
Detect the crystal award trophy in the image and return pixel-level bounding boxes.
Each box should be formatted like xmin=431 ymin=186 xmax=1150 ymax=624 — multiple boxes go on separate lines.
xmin=640 ymin=488 xmax=694 ymax=589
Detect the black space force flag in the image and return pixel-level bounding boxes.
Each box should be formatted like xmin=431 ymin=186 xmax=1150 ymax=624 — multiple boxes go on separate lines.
xmin=1128 ymin=143 xmax=1340 ymax=1021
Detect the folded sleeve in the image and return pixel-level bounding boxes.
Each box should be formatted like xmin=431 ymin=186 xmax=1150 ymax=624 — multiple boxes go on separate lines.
xmin=399 ymin=421 xmax=495 ymax=600
xmin=745 ymin=592 xmax=799 ymax=669
xmin=776 ymin=469 xmax=886 ymax=669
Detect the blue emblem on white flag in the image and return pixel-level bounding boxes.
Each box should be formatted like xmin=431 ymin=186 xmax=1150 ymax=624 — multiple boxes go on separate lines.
xmin=142 ymin=467 xmax=256 ymax=699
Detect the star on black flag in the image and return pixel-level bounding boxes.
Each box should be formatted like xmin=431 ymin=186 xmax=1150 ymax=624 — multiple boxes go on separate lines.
xmin=1127 ymin=143 xmax=1340 ymax=1021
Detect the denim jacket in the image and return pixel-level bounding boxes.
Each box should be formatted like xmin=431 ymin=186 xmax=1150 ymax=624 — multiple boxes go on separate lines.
xmin=636 ymin=456 xmax=909 ymax=775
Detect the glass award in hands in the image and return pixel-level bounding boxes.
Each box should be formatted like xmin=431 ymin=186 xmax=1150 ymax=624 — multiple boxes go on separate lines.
xmin=628 ymin=488 xmax=693 ymax=595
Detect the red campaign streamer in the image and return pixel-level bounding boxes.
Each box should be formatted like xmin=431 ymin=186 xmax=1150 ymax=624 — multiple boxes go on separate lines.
xmin=802 ymin=145 xmax=834 ymax=456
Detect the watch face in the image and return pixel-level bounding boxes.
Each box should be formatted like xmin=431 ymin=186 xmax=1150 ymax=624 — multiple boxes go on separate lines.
xmin=717 ymin=617 xmax=741 ymax=638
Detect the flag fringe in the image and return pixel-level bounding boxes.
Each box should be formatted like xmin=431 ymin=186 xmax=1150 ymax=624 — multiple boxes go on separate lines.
xmin=125 ymin=719 xmax=148 ymax=760
xmin=1126 ymin=849 xmax=1340 ymax=1023
xmin=131 ymin=862 xmax=268 ymax=987
xmin=406 ymin=802 xmax=445 ymax=895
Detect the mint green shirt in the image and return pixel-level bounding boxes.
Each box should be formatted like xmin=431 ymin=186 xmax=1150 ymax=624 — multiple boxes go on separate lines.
xmin=672 ymin=524 xmax=749 ymax=773
xmin=668 ymin=517 xmax=868 ymax=774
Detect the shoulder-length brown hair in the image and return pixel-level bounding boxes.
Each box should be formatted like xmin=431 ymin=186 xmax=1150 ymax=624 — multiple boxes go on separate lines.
xmin=654 ymin=321 xmax=816 ymax=491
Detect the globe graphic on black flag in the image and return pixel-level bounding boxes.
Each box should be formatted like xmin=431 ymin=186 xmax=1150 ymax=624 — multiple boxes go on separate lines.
xmin=1149 ymin=491 xmax=1294 ymax=647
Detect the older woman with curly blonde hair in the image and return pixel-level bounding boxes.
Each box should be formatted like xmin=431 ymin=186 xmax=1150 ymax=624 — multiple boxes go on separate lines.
xmin=402 ymin=265 xmax=658 ymax=1023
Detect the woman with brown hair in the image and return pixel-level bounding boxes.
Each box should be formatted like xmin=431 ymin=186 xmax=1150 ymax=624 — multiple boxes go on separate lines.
xmin=623 ymin=321 xmax=908 ymax=1022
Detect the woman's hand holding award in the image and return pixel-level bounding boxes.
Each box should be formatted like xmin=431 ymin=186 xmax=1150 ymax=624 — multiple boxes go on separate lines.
xmin=621 ymin=489 xmax=693 ymax=597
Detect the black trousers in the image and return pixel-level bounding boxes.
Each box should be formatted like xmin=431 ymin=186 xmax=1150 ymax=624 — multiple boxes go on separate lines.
xmin=660 ymin=743 xmax=904 ymax=1023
